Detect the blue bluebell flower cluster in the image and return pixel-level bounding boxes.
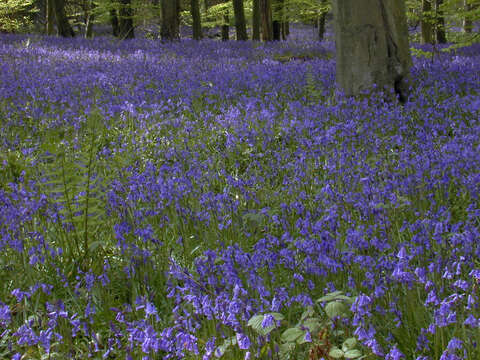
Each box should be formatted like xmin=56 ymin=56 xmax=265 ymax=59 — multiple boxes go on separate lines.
xmin=0 ymin=28 xmax=479 ymax=359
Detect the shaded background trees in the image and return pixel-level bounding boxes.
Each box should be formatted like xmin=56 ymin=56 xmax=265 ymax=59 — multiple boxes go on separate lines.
xmin=1 ymin=0 xmax=478 ymax=45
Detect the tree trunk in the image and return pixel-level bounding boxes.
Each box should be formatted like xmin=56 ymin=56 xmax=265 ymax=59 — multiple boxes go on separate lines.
xmin=110 ymin=7 xmax=119 ymax=37
xmin=435 ymin=0 xmax=446 ymax=43
xmin=85 ymin=0 xmax=96 ymax=38
xmin=52 ymin=0 xmax=75 ymax=37
xmin=221 ymin=14 xmax=229 ymax=41
xmin=318 ymin=13 xmax=326 ymax=40
xmin=421 ymin=0 xmax=433 ymax=44
xmin=252 ymin=0 xmax=261 ymax=40
xmin=118 ymin=0 xmax=134 ymax=39
xmin=46 ymin=0 xmax=55 ymax=35
xmin=260 ymin=0 xmax=273 ymax=41
xmin=232 ymin=0 xmax=248 ymax=40
xmin=463 ymin=0 xmax=473 ymax=33
xmin=191 ymin=0 xmax=202 ymax=39
xmin=333 ymin=0 xmax=412 ymax=103
xmin=272 ymin=0 xmax=284 ymax=40
xmin=318 ymin=0 xmax=327 ymax=40
xmin=283 ymin=20 xmax=289 ymax=38
xmin=161 ymin=0 xmax=180 ymax=40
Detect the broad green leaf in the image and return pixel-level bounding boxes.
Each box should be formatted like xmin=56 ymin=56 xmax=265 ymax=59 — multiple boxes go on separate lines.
xmin=281 ymin=327 xmax=304 ymax=342
xmin=247 ymin=314 xmax=276 ymax=336
xmin=344 ymin=349 xmax=362 ymax=359
xmin=300 ymin=306 xmax=315 ymax=321
xmin=302 ymin=318 xmax=321 ymax=333
xmin=279 ymin=342 xmax=295 ymax=360
xmin=328 ymin=347 xmax=344 ymax=359
xmin=342 ymin=337 xmax=357 ymax=352
xmin=247 ymin=314 xmax=264 ymax=330
xmin=215 ymin=336 xmax=237 ymax=358
xmin=268 ymin=312 xmax=285 ymax=321
xmin=324 ymin=301 xmax=348 ymax=318
xmin=317 ymin=290 xmax=344 ymax=302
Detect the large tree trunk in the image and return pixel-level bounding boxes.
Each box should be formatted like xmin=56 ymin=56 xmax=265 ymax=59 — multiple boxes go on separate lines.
xmin=46 ymin=0 xmax=55 ymax=35
xmin=191 ymin=0 xmax=203 ymax=39
xmin=252 ymin=0 xmax=261 ymax=40
xmin=421 ymin=0 xmax=433 ymax=44
xmin=232 ymin=0 xmax=248 ymax=40
xmin=161 ymin=0 xmax=180 ymax=40
xmin=435 ymin=0 xmax=446 ymax=43
xmin=118 ymin=0 xmax=134 ymax=39
xmin=333 ymin=0 xmax=412 ymax=103
xmin=52 ymin=0 xmax=75 ymax=37
xmin=260 ymin=0 xmax=273 ymax=41
xmin=463 ymin=0 xmax=473 ymax=33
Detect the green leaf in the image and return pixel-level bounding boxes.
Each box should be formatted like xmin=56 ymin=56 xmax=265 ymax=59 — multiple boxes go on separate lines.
xmin=215 ymin=336 xmax=236 ymax=358
xmin=328 ymin=347 xmax=345 ymax=359
xmin=302 ymin=318 xmax=321 ymax=333
xmin=344 ymin=349 xmax=362 ymax=359
xmin=342 ymin=337 xmax=357 ymax=352
xmin=268 ymin=312 xmax=285 ymax=321
xmin=279 ymin=342 xmax=295 ymax=360
xmin=247 ymin=314 xmax=276 ymax=336
xmin=317 ymin=290 xmax=344 ymax=303
xmin=300 ymin=306 xmax=315 ymax=321
xmin=247 ymin=314 xmax=264 ymax=329
xmin=324 ymin=301 xmax=348 ymax=319
xmin=281 ymin=327 xmax=304 ymax=342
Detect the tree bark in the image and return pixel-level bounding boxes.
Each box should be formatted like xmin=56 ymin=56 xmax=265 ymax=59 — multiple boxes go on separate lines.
xmin=232 ymin=0 xmax=248 ymax=40
xmin=260 ymin=0 xmax=273 ymax=41
xmin=333 ymin=0 xmax=412 ymax=103
xmin=191 ymin=0 xmax=203 ymax=39
xmin=421 ymin=0 xmax=433 ymax=44
xmin=272 ymin=0 xmax=284 ymax=40
xmin=435 ymin=0 xmax=446 ymax=43
xmin=110 ymin=7 xmax=119 ymax=37
xmin=118 ymin=0 xmax=134 ymax=39
xmin=52 ymin=0 xmax=75 ymax=37
xmin=85 ymin=0 xmax=96 ymax=38
xmin=318 ymin=0 xmax=327 ymax=40
xmin=463 ymin=0 xmax=473 ymax=33
xmin=252 ymin=0 xmax=261 ymax=40
xmin=161 ymin=0 xmax=180 ymax=40
xmin=46 ymin=0 xmax=55 ymax=35
xmin=221 ymin=14 xmax=229 ymax=41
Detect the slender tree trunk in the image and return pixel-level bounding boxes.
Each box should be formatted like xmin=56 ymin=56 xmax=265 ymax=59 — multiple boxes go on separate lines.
xmin=110 ymin=7 xmax=119 ymax=37
xmin=318 ymin=0 xmax=327 ymax=40
xmin=260 ymin=0 xmax=273 ymax=41
xmin=252 ymin=0 xmax=261 ymax=40
xmin=333 ymin=0 xmax=412 ymax=102
xmin=191 ymin=0 xmax=202 ymax=39
xmin=421 ymin=0 xmax=433 ymax=44
xmin=221 ymin=13 xmax=229 ymax=40
xmin=46 ymin=0 xmax=55 ymax=35
xmin=52 ymin=0 xmax=75 ymax=37
xmin=232 ymin=0 xmax=248 ymax=40
xmin=85 ymin=0 xmax=96 ymax=38
xmin=272 ymin=0 xmax=283 ymax=40
xmin=161 ymin=0 xmax=180 ymax=40
xmin=463 ymin=0 xmax=473 ymax=33
xmin=435 ymin=0 xmax=446 ymax=43
xmin=283 ymin=19 xmax=289 ymax=37
xmin=118 ymin=0 xmax=134 ymax=39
